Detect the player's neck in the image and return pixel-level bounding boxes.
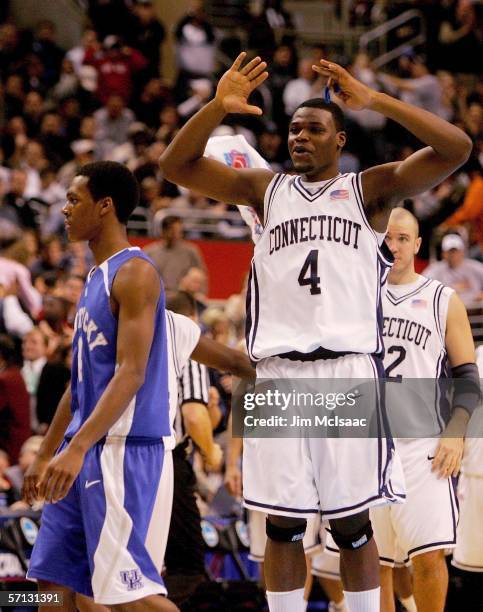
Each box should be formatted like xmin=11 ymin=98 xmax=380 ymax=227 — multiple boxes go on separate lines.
xmin=89 ymin=226 xmax=131 ymax=266
xmin=301 ymin=162 xmax=340 ymax=182
xmin=388 ymin=267 xmax=419 ymax=286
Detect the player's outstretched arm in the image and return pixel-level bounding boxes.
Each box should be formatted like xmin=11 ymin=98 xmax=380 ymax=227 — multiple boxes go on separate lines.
xmin=313 ymin=60 xmax=473 ymax=232
xmin=23 ymin=386 xmax=72 ymax=504
xmin=38 ymin=259 xmax=160 ymax=503
xmin=432 ymin=293 xmax=476 ymax=479
xmin=191 ymin=334 xmax=256 ymax=381
xmin=159 ymin=52 xmax=273 ymax=216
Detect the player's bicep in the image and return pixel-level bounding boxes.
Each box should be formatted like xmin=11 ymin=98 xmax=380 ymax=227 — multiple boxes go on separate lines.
xmin=363 ymin=148 xmax=464 ymax=205
xmin=112 ymin=261 xmax=160 ymax=378
xmin=445 ymin=293 xmax=476 ymax=367
xmin=164 ymin=156 xmax=273 ymax=212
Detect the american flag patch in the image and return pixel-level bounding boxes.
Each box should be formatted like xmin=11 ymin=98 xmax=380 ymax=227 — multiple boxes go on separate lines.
xmin=411 ymin=299 xmax=427 ymax=308
xmin=330 ymin=189 xmax=349 ymax=200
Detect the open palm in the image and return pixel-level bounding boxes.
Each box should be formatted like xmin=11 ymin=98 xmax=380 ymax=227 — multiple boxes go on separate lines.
xmin=313 ymin=59 xmax=376 ymax=111
xmin=216 ymin=52 xmax=268 ymax=115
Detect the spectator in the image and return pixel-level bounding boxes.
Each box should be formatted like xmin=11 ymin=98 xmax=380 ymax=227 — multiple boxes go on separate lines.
xmin=438 ymin=0 xmax=481 ymax=74
xmin=87 ymin=0 xmax=133 ymax=40
xmin=174 ymin=0 xmax=215 ymax=100
xmin=22 ymin=91 xmax=45 ymax=137
xmin=4 ymin=435 xmax=44 ymax=505
xmin=21 ymin=327 xmax=48 ymax=430
xmin=66 ymin=28 xmax=100 ymax=76
xmin=283 ymin=57 xmax=325 ymax=117
xmin=38 ymin=112 xmax=72 ymax=169
xmin=4 ymin=74 xmax=25 ymax=119
xmin=30 ymin=20 xmax=64 ymax=87
xmin=36 ymin=344 xmax=70 ymax=432
xmin=133 ymin=78 xmax=172 ymax=128
xmin=178 ymin=266 xmax=208 ymax=316
xmin=127 ymin=0 xmax=165 ymax=79
xmin=423 ymin=233 xmax=483 ymax=305
xmin=1 ymin=169 xmax=37 ymax=229
xmin=84 ymin=35 xmax=148 ymax=105
xmin=93 ymin=94 xmax=136 ymax=158
xmin=38 ymin=166 xmax=66 ymax=238
xmin=49 ymin=57 xmax=80 ymax=103
xmin=0 ymin=334 xmax=31 ymax=464
xmin=30 ymin=235 xmax=67 ymax=279
xmin=0 ymin=239 xmax=42 ymax=317
xmin=378 ymin=55 xmax=445 ymax=116
xmin=143 ymin=215 xmax=206 ymax=291
xmin=0 ymin=448 xmax=15 ymax=509
xmin=441 ymin=158 xmax=483 ymax=257
xmin=58 ymin=139 xmax=96 ymax=188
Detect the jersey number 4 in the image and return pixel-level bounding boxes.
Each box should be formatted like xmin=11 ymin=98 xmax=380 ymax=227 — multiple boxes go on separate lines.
xmin=298 ymin=250 xmax=321 ymax=295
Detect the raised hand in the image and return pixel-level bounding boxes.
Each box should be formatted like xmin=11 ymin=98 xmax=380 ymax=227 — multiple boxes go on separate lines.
xmin=215 ymin=52 xmax=268 ymax=115
xmin=312 ymin=59 xmax=376 ymax=111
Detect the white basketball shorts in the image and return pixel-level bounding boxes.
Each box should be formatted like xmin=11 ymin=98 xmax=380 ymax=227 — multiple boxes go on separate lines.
xmin=242 ymin=354 xmax=405 ymax=519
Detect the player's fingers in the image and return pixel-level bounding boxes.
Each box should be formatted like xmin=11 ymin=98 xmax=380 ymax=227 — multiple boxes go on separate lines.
xmin=249 ymin=72 xmax=269 ymax=90
xmin=54 ymin=474 xmax=73 ymax=502
xmin=439 ymin=453 xmax=455 ymax=479
xmin=240 ymin=56 xmax=262 ymax=76
xmin=231 ymin=52 xmax=247 ymax=71
xmin=243 ymin=104 xmax=264 ymax=116
xmin=37 ymin=468 xmax=53 ymax=500
xmin=43 ymin=472 xmax=59 ymax=503
xmin=319 ymin=59 xmax=342 ymax=74
xmin=22 ymin=477 xmax=34 ymax=504
xmin=247 ymin=61 xmax=267 ymax=81
xmin=312 ymin=65 xmax=331 ymax=77
xmin=431 ymin=449 xmax=446 ymax=473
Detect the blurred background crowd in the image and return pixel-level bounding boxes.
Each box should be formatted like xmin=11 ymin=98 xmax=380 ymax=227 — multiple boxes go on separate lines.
xmin=0 ymin=0 xmax=482 ymax=516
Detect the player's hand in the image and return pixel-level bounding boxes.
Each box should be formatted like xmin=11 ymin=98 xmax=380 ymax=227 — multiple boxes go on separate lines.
xmin=224 ymin=464 xmax=242 ymax=497
xmin=215 ymin=52 xmax=268 ymax=115
xmin=203 ymin=443 xmax=223 ymax=472
xmin=37 ymin=446 xmax=85 ymax=503
xmin=22 ymin=454 xmax=51 ymax=505
xmin=312 ymin=59 xmax=377 ymax=111
xmin=431 ymin=436 xmax=464 ymax=479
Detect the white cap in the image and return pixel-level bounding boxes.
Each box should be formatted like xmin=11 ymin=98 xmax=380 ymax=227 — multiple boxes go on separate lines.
xmin=441 ymin=234 xmax=465 ymax=252
xmin=71 ymin=139 xmax=95 ymax=156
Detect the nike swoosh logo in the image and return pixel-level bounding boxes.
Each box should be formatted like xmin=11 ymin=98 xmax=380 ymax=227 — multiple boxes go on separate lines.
xmin=85 ymin=479 xmax=101 ymax=489
xmin=427 ymin=455 xmax=435 ymax=461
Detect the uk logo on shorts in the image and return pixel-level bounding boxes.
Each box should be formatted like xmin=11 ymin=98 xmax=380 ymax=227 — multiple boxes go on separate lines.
xmin=120 ymin=569 xmax=144 ymax=590
xmin=224 ymin=150 xmax=251 ymax=168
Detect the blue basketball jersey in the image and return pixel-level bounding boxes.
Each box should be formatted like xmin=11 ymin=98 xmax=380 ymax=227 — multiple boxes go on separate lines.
xmin=66 ymin=247 xmax=169 ymax=439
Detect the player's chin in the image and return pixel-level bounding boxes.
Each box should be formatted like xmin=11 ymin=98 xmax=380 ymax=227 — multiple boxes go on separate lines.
xmin=292 ymin=159 xmax=314 ymax=174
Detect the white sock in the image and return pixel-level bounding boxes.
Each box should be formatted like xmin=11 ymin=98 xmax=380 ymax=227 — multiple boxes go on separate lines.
xmin=344 ymin=588 xmax=380 ymax=612
xmin=266 ymin=588 xmax=306 ymax=612
xmin=399 ymin=595 xmax=417 ymax=612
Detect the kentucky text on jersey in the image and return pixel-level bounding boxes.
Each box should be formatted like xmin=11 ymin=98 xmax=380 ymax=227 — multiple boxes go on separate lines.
xmin=74 ymin=306 xmax=108 ymax=351
xmin=382 ymin=316 xmax=431 ymax=350
xmin=269 ymin=215 xmax=362 ymax=254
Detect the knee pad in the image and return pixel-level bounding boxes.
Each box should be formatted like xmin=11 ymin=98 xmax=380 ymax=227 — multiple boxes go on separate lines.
xmin=265 ymin=518 xmax=307 ymax=543
xmin=331 ymin=520 xmax=373 ymax=550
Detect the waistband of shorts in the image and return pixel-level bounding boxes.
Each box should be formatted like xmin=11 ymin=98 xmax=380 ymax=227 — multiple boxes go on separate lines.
xmin=64 ymin=435 xmax=164 ymax=446
xmin=275 ymin=347 xmax=358 ymax=362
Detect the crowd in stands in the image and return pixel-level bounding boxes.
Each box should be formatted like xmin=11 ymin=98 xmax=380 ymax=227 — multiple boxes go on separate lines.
xmin=0 ymin=0 xmax=482 ymax=511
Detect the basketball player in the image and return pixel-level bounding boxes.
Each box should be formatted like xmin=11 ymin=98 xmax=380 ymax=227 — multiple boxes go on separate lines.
xmin=24 ymin=289 xmax=254 ymax=609
xmin=159 ymin=53 xmax=472 ymax=612
xmin=22 ymin=162 xmax=178 ymax=610
xmin=368 ymin=208 xmax=478 ymax=612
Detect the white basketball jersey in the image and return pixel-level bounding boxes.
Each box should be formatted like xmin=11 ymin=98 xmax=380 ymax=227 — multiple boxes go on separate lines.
xmin=382 ymin=275 xmax=454 ymax=433
xmin=246 ymin=172 xmax=393 ymax=360
xmin=164 ymin=311 xmax=201 ymax=450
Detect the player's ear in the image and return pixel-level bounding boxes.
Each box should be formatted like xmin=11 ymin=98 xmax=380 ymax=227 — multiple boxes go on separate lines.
xmin=414 ymin=236 xmax=422 ymax=255
xmin=336 ymin=131 xmax=346 ymax=150
xmin=99 ymin=197 xmax=114 ymax=217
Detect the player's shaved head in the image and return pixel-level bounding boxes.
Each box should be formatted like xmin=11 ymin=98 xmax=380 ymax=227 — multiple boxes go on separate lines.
xmin=389 ymin=207 xmax=419 ymax=237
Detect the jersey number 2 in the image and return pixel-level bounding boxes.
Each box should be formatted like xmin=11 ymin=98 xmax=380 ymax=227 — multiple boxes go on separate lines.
xmin=298 ymin=250 xmax=321 ymax=295
xmin=386 ymin=345 xmax=406 ymax=381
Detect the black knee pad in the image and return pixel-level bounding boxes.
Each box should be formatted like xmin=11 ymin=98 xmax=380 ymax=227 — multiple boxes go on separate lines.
xmin=331 ymin=520 xmax=373 ymax=550
xmin=265 ymin=518 xmax=307 ymax=543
